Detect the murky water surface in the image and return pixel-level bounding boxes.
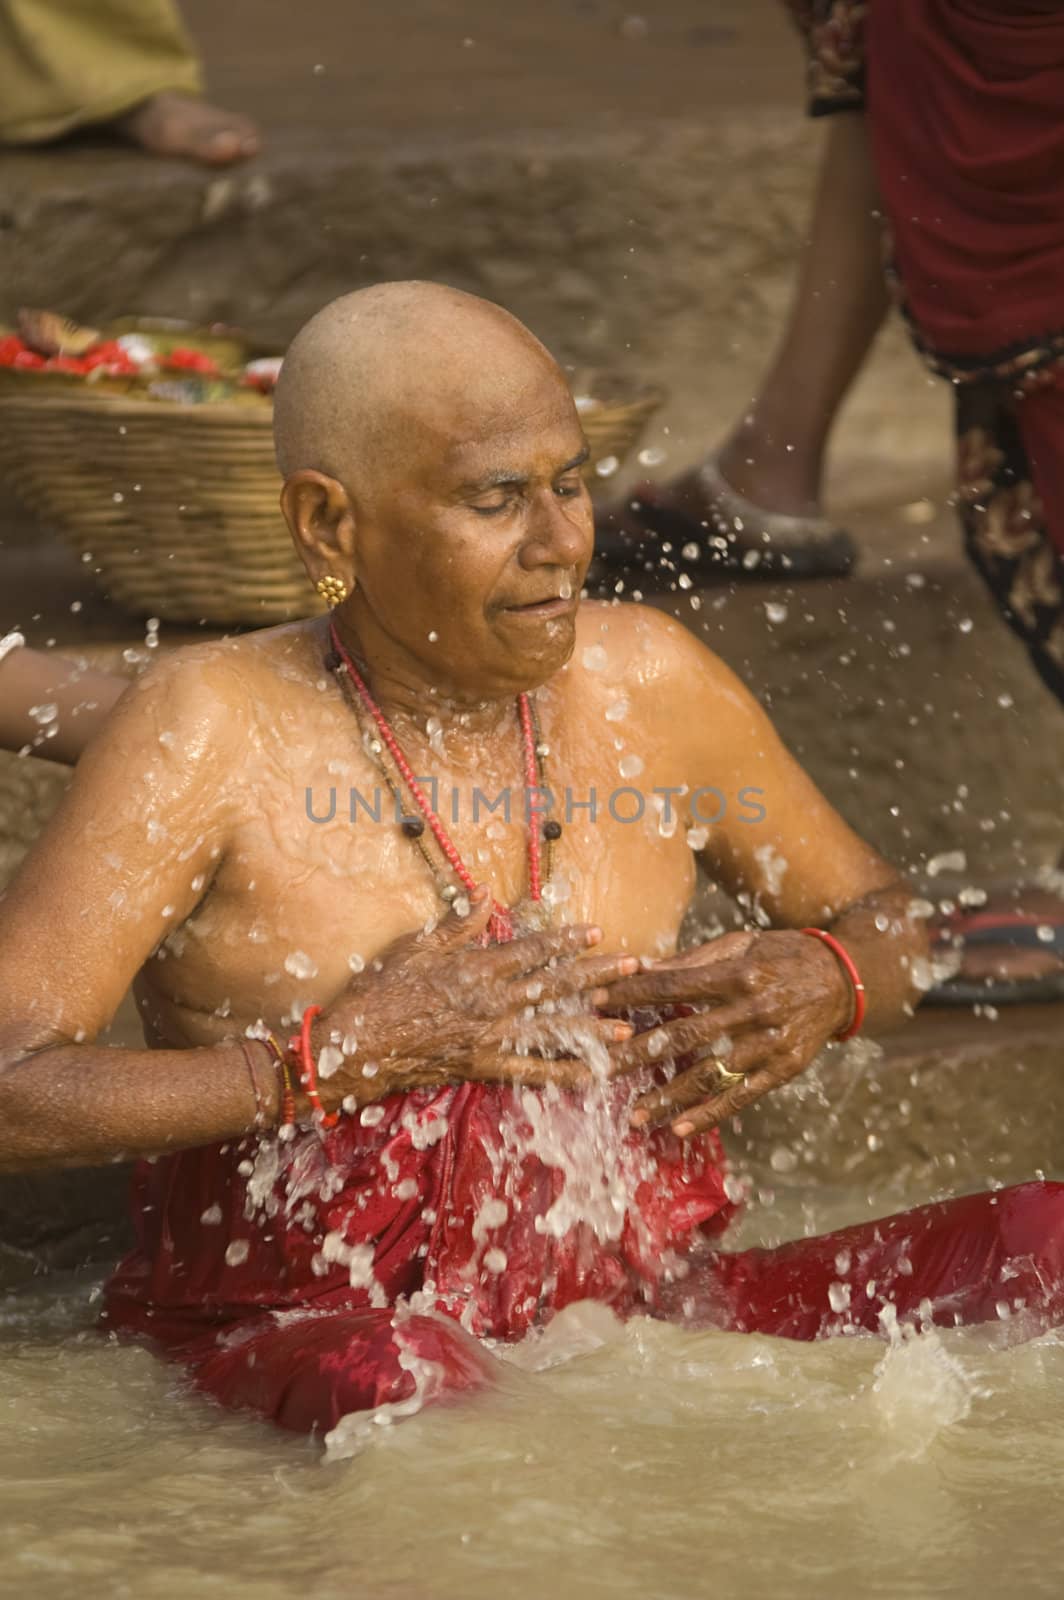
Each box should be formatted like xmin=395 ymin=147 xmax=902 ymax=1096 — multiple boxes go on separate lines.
xmin=5 ymin=1171 xmax=1064 ymax=1600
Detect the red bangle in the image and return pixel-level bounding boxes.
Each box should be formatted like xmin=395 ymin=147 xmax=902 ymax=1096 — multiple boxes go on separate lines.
xmin=288 ymin=1004 xmax=340 ymax=1130
xmin=800 ymin=928 xmax=867 ymax=1041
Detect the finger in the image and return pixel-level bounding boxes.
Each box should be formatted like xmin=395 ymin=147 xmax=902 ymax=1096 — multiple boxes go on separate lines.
xmin=606 ymin=955 xmax=755 ymax=1011
xmin=669 ymin=1064 xmax=781 ymax=1137
xmin=481 ymin=922 xmax=604 ymax=980
xmin=507 ymin=1016 xmax=635 ymax=1053
xmin=423 ymin=882 xmax=494 ymax=948
xmin=642 ymin=931 xmax=757 ymax=973
xmin=629 ymin=1033 xmax=774 ymax=1127
xmin=506 ymin=951 xmax=640 ymax=1005
xmin=612 ymin=1003 xmax=763 ymax=1072
xmin=484 ymin=1054 xmax=599 ymax=1091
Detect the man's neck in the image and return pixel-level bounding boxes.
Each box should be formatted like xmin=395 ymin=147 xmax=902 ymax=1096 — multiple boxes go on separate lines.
xmin=326 ymin=610 xmax=517 ymax=750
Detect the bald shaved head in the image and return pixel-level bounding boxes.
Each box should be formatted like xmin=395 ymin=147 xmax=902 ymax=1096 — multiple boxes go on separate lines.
xmin=278 ymin=281 xmax=593 ymax=701
xmin=274 ymin=281 xmax=560 ymax=485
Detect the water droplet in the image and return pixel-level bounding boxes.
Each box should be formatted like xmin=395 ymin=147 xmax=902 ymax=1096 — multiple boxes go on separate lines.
xmin=29 ymin=703 xmax=57 ymax=725
xmin=769 ymin=1146 xmax=798 ymax=1173
xmin=284 ymin=950 xmax=318 ymax=980
xmin=958 ymin=617 xmax=974 ymax=634
xmin=582 ymin=644 xmax=608 ymax=672
xmin=828 ymin=1281 xmax=852 ymax=1313
xmin=618 ymin=753 xmax=644 ymax=779
xmin=318 ymin=1044 xmax=344 ymax=1079
xmin=225 ymin=1240 xmax=250 ymax=1267
xmin=428 ymin=630 xmax=439 ymax=643
xmin=484 ymin=1247 xmax=508 ymax=1273
xmin=764 ymin=602 xmax=788 ymax=624
xmin=201 ymin=1204 xmax=223 ymax=1225
xmin=360 ymin=1105 xmax=386 ymax=1126
xmin=605 ymin=696 xmax=629 ymax=722
xmin=638 ymin=446 xmax=666 ymax=467
xmin=595 ymin=455 xmax=620 ymax=479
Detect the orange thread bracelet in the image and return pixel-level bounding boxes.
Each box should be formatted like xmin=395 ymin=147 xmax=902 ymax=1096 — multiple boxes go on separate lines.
xmin=260 ymin=1032 xmax=297 ymax=1129
xmin=800 ymin=928 xmax=867 ymax=1041
xmin=288 ymin=1004 xmax=340 ymax=1130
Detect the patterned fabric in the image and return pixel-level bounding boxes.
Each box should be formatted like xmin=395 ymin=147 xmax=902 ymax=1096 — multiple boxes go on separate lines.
xmin=782 ymin=0 xmax=867 ymax=116
xmin=956 ymin=383 xmax=1064 ymax=705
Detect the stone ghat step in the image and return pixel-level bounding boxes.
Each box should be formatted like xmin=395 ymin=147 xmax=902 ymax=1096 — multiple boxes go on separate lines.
xmin=0 ymin=0 xmax=952 ymax=507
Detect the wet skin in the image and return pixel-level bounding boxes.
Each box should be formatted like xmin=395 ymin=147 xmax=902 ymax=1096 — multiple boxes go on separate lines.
xmin=0 ymin=285 xmax=925 ymax=1170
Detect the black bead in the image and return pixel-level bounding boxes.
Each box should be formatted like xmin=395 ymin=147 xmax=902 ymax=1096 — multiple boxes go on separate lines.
xmin=542 ymin=819 xmax=563 ymax=841
xmin=401 ymin=816 xmax=425 ymax=838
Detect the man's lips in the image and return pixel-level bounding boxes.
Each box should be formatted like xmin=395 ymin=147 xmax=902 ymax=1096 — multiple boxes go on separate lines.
xmin=500 ymin=596 xmax=578 ymax=618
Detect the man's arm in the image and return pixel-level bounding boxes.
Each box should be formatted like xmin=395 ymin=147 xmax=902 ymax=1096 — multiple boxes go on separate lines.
xmin=0 ymin=642 xmax=128 ymax=765
xmin=610 ymin=612 xmax=927 ymax=1133
xmin=0 ymin=646 xmax=273 ymax=1170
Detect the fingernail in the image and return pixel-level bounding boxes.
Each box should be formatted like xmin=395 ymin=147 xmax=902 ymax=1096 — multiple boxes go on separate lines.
xmin=673 ymin=1120 xmax=694 ymax=1138
xmin=585 ymin=926 xmax=603 ymax=945
xmin=630 ymin=1108 xmax=649 ymax=1127
xmin=471 ymin=884 xmax=489 ymax=902
xmin=613 ymin=1023 xmax=634 ymax=1040
xmin=591 ymin=988 xmax=609 ymax=1006
xmin=619 ymin=957 xmax=640 ymax=975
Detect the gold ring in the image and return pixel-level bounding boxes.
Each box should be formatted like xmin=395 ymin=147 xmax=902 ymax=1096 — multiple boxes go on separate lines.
xmin=712 ymin=1061 xmax=746 ymax=1092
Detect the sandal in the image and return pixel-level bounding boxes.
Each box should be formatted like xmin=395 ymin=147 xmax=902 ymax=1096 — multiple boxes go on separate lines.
xmin=923 ymin=910 xmax=1064 ymax=1006
xmin=594 ymin=457 xmax=858 ymax=582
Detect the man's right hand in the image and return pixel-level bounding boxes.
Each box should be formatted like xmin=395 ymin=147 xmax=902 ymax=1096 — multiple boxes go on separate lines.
xmin=311 ymin=885 xmax=639 ymax=1113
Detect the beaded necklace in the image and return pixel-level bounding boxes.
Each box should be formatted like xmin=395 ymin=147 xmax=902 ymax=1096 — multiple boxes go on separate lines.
xmin=326 ymin=619 xmax=559 ymax=943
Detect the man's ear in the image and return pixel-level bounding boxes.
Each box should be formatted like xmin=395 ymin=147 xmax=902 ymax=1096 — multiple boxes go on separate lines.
xmin=280 ymin=470 xmax=358 ymax=591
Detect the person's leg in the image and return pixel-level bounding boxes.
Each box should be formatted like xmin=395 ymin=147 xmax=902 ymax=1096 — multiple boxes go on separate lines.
xmin=594 ymin=114 xmax=887 ymax=580
xmin=0 ymin=0 xmax=259 ymax=166
xmin=715 ymin=112 xmax=889 ymax=520
xmin=189 ymin=1307 xmax=497 ymax=1434
xmin=700 ymin=1181 xmax=1064 ymax=1341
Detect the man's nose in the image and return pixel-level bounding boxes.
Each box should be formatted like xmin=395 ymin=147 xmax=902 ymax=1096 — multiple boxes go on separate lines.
xmin=520 ymin=487 xmax=593 ymax=569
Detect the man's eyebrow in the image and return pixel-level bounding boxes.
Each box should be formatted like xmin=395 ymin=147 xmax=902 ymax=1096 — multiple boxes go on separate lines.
xmin=455 ymin=446 xmax=590 ymax=495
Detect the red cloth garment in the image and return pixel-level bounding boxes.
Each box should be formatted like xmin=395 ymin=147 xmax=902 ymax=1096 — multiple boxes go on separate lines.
xmin=866 ymin=0 xmax=1064 ymax=372
xmin=104 ymin=1065 xmax=1064 ymax=1435
xmin=103 ymin=1074 xmax=736 ymax=1431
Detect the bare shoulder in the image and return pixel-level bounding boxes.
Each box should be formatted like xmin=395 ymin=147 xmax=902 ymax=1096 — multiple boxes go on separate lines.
xmin=74 ymin=624 xmax=312 ymax=801
xmin=569 ymin=601 xmax=758 ymax=725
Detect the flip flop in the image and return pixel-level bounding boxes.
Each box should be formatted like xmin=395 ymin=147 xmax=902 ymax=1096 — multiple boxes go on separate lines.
xmin=594 ymin=458 xmax=858 ymax=582
xmin=923 ymin=911 xmax=1064 ymax=1006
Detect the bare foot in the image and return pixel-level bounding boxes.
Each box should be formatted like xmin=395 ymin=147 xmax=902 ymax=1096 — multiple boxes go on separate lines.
xmin=116 ymin=91 xmax=260 ymax=166
xmin=714 ymin=424 xmax=825 ymax=521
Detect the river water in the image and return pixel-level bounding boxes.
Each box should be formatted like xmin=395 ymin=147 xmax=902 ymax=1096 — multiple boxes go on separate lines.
xmin=5 ymin=1159 xmax=1064 ymax=1600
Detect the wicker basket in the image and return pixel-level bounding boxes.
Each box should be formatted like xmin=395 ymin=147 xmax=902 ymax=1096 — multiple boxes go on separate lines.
xmin=0 ymin=380 xmax=663 ymax=626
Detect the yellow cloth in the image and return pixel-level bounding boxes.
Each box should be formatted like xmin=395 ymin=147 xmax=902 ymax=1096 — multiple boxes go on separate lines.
xmin=0 ymin=0 xmax=202 ymax=143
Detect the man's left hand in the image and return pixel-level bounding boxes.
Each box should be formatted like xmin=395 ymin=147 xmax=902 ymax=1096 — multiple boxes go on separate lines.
xmin=606 ymin=929 xmax=854 ymax=1137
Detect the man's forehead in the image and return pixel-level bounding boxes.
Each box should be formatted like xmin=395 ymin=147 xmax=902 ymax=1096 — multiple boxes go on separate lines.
xmin=440 ymin=417 xmax=587 ymax=486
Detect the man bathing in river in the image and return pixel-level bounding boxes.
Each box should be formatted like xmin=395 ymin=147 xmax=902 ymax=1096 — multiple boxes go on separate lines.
xmin=1 ymin=283 xmax=1062 ymax=1438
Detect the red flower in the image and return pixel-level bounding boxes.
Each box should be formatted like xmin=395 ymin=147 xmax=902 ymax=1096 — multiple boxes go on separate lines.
xmin=164 ymin=347 xmax=221 ymax=376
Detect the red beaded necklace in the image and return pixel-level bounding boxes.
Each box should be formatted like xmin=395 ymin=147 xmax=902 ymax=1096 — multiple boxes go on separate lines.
xmin=327 ymin=619 xmax=550 ymax=945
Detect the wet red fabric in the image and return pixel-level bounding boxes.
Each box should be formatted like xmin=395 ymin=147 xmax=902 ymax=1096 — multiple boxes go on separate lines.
xmin=103 ymin=1075 xmax=736 ymax=1431
xmin=866 ymin=1 xmax=1064 ymax=365
xmin=104 ymin=1071 xmax=1064 ymax=1435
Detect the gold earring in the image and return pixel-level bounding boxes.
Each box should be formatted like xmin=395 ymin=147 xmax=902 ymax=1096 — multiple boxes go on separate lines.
xmin=315 ymin=574 xmax=350 ymax=606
